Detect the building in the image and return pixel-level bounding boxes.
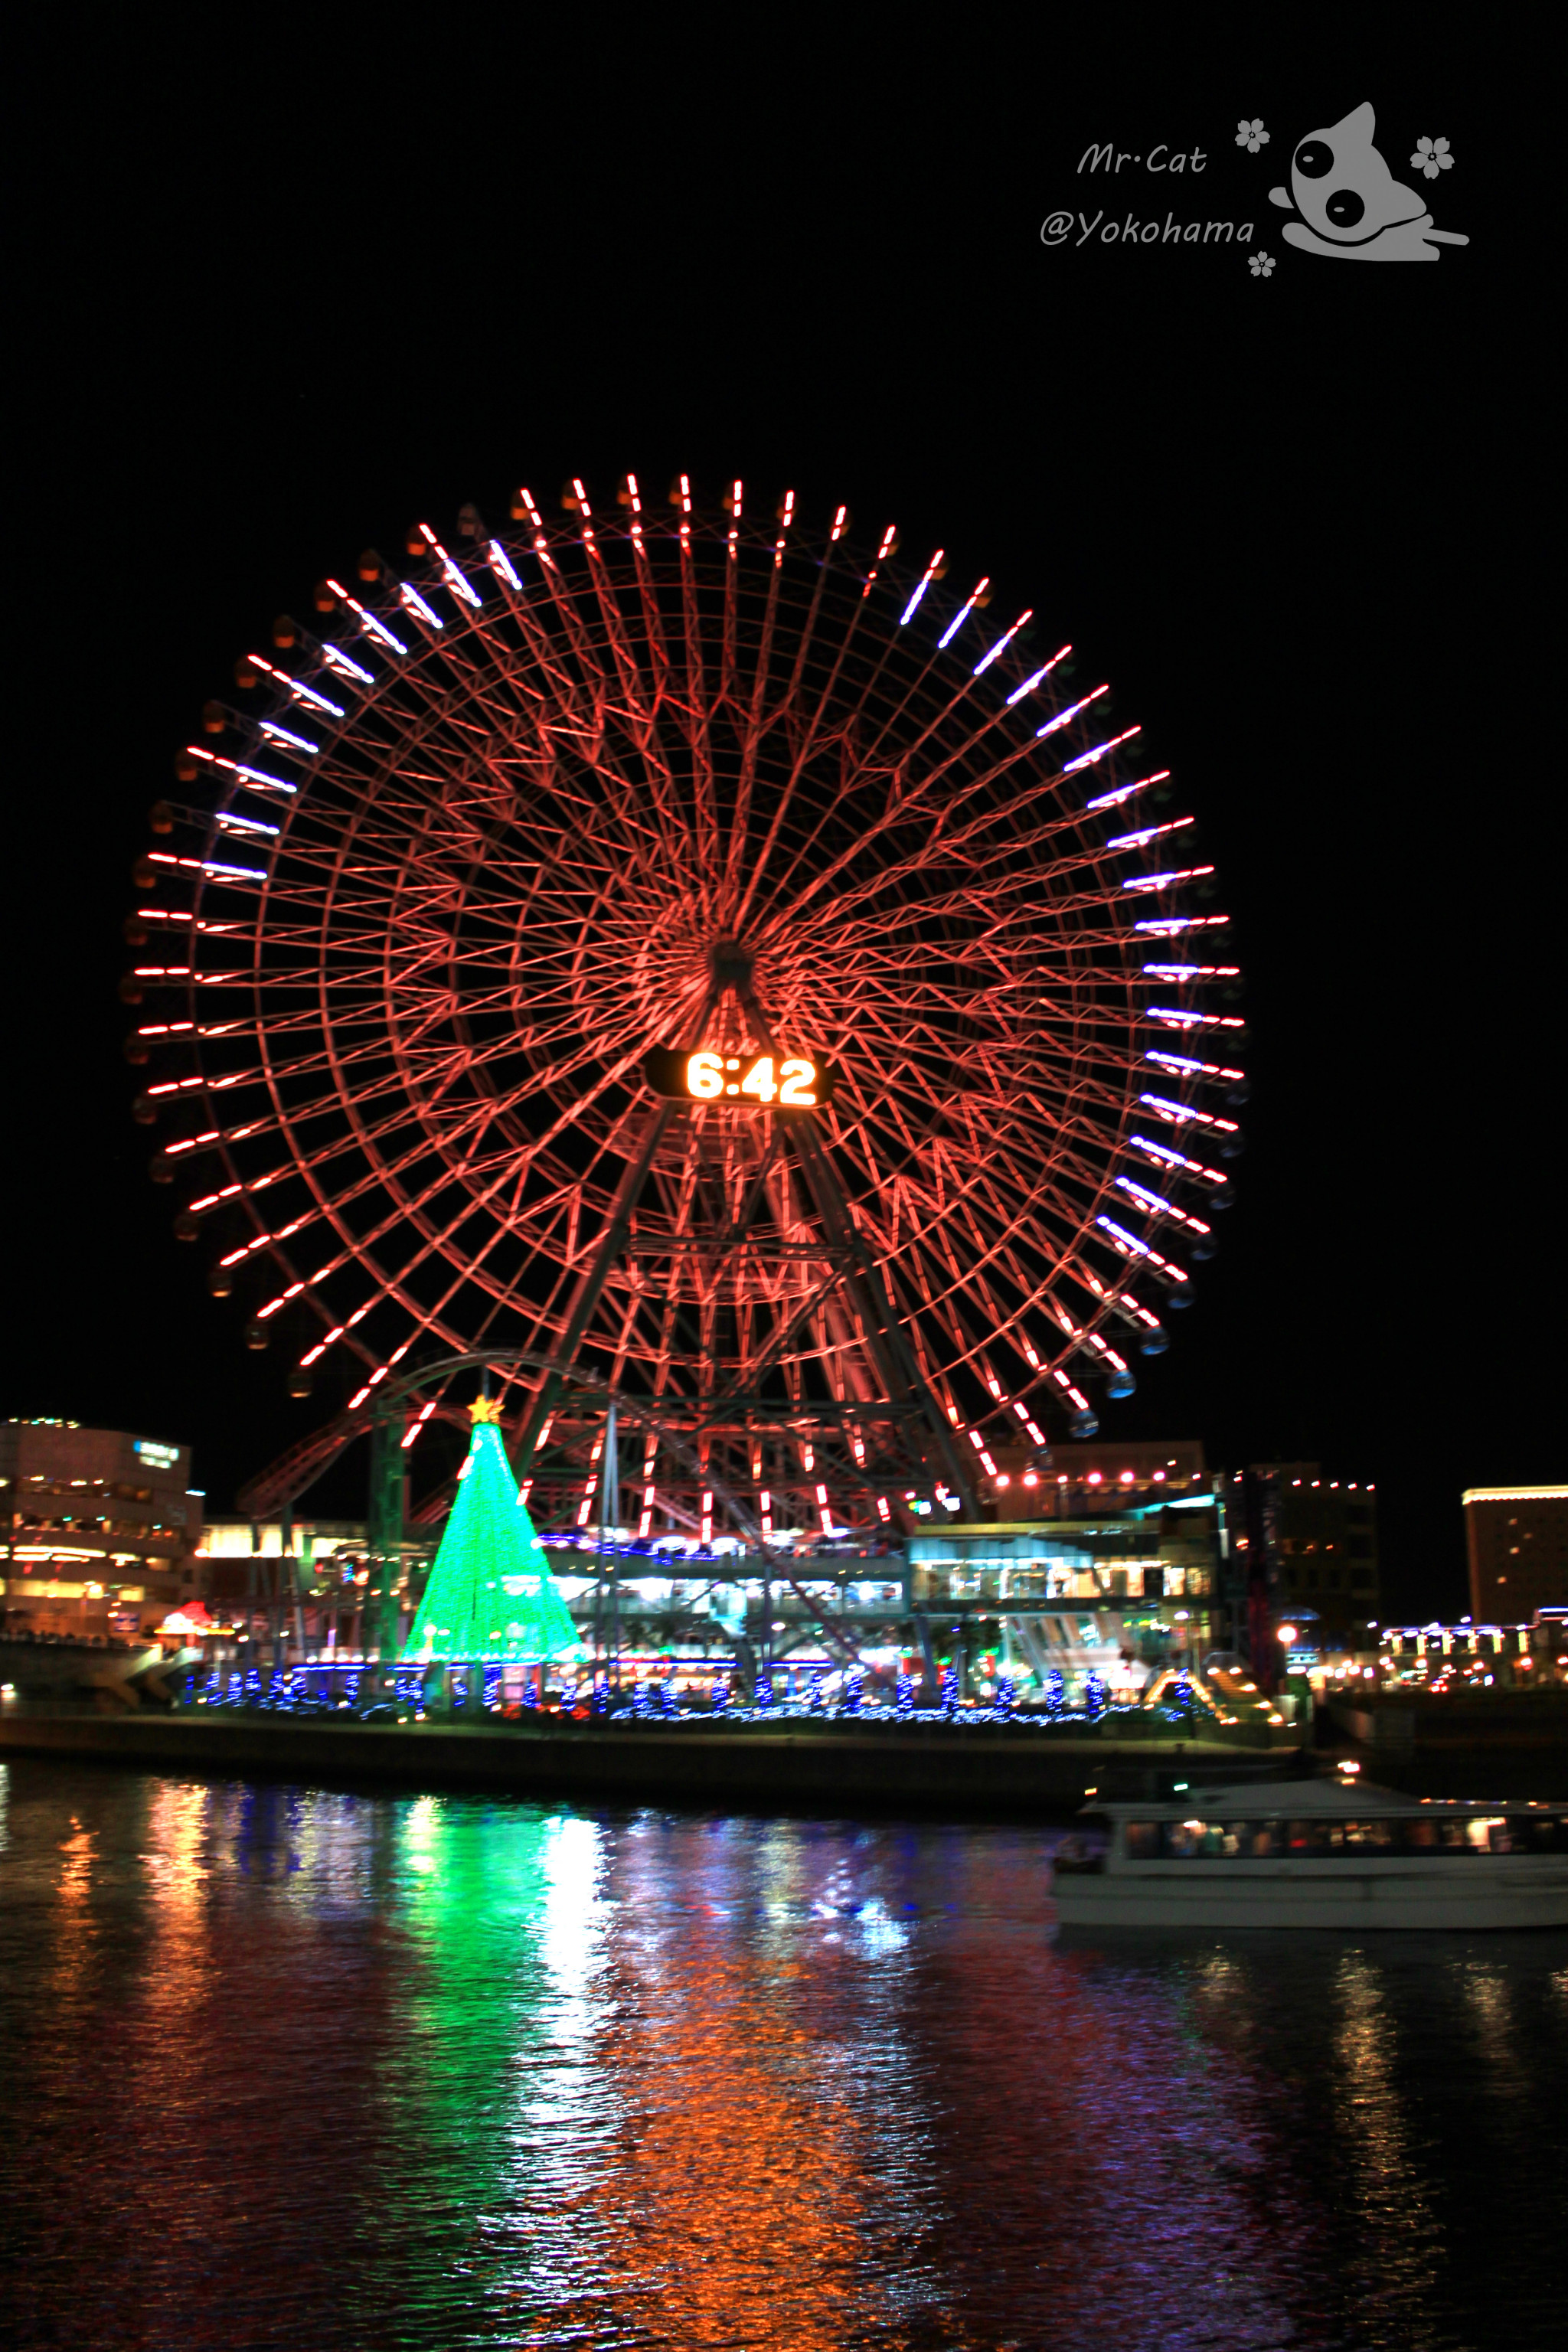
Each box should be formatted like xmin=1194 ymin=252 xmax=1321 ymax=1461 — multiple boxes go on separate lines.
xmin=1383 ymin=1616 xmax=1568 ymax=1689
xmin=906 ymin=1494 xmax=1220 ymax=1694
xmin=198 ymin=1517 xmax=367 ymax=1573
xmin=1464 ymin=1485 xmax=1568 ymax=1621
xmin=1245 ymin=1463 xmax=1380 ymax=1644
xmin=195 ymin=1518 xmax=373 ymax=1645
xmin=0 ymin=1419 xmax=204 ymax=1638
xmin=172 ymin=1459 xmax=1229 ymax=1702
xmin=978 ymin=1436 xmax=1209 ymax=1512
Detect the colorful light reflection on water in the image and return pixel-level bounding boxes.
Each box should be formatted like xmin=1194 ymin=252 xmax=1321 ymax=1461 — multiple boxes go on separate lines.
xmin=2 ymin=1762 xmax=1564 ymax=2350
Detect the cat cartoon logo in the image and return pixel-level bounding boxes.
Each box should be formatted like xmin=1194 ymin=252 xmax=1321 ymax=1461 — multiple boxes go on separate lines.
xmin=1270 ymin=103 xmax=1468 ymax=260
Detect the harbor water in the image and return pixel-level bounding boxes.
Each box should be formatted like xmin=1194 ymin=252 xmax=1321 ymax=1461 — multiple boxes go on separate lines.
xmin=2 ymin=1759 xmax=1563 ymax=2350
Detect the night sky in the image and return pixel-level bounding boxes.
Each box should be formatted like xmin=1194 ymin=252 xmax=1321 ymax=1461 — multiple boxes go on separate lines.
xmin=11 ymin=19 xmax=1552 ymax=1621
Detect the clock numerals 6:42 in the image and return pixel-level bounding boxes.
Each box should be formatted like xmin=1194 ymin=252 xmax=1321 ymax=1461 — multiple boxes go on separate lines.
xmin=684 ymin=1052 xmax=819 ymax=1108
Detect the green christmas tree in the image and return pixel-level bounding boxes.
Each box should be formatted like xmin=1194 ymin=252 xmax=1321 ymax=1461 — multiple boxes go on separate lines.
xmin=400 ymin=1401 xmax=582 ymax=1663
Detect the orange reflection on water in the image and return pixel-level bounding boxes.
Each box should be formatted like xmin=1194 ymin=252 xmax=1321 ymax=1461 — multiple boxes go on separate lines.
xmin=583 ymin=1917 xmax=865 ymax=2348
xmin=49 ymin=1808 xmax=96 ymax=2019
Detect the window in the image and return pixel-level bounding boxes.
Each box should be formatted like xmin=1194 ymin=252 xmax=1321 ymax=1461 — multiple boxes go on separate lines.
xmin=1122 ymin=1815 xmax=1568 ymax=1859
xmin=1129 ymin=1821 xmax=1284 ymax=1859
xmin=1286 ymin=1821 xmax=1387 ymax=1853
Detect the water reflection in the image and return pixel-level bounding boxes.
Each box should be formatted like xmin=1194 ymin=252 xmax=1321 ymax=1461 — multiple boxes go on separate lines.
xmin=1331 ymin=1952 xmax=1446 ymax=2347
xmin=2 ymin=1762 xmax=1564 ymax=2351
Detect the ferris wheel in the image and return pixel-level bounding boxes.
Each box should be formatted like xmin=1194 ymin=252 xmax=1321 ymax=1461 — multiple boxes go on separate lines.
xmin=125 ymin=474 xmax=1243 ymax=1540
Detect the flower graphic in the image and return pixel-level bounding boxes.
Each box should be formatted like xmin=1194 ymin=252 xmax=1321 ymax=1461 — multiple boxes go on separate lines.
xmin=1236 ymin=118 xmax=1270 ymax=152
xmin=1411 ymin=135 xmax=1453 ymax=178
xmin=1249 ymin=250 xmax=1276 ymax=277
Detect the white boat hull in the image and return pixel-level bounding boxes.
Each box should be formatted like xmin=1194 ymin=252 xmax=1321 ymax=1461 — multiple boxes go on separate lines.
xmin=1054 ymin=1863 xmax=1568 ymax=1931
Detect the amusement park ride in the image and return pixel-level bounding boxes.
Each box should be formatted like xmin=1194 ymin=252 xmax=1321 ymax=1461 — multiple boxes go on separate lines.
xmin=123 ymin=473 xmax=1243 ymax=1661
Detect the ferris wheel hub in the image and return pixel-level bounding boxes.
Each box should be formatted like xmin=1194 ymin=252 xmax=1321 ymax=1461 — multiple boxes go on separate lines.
xmin=709 ymin=936 xmax=754 ymax=990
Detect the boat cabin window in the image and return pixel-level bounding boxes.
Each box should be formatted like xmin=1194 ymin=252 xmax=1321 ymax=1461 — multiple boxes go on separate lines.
xmin=1121 ymin=1814 xmax=1568 ymax=1858
xmin=1285 ymin=1820 xmax=1395 ymax=1854
xmin=1124 ymin=1820 xmax=1287 ymax=1859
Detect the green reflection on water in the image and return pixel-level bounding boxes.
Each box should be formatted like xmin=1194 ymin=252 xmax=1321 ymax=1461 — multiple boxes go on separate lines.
xmin=342 ymin=1799 xmax=611 ymax=2341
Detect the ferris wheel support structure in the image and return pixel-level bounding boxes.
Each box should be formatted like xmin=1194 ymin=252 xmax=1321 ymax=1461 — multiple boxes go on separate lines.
xmin=740 ymin=979 xmax=979 ymax=1514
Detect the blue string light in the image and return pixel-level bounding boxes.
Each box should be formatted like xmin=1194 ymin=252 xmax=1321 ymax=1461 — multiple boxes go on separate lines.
xmin=844 ymin=1669 xmax=865 ymax=1717
xmin=592 ymin=1677 xmax=609 ymax=1715
xmin=1084 ymin=1671 xmax=1106 ymax=1720
xmin=711 ymin=1676 xmax=730 ymax=1713
xmin=808 ymin=1668 xmax=827 ymax=1713
xmin=755 ymin=1669 xmax=776 ymax=1710
xmin=1045 ymin=1668 xmax=1065 ymax=1717
xmin=896 ymin=1672 xmax=914 ymax=1719
xmin=995 ymin=1674 xmax=1016 ymax=1719
xmin=483 ymin=1665 xmax=503 ymax=1711
xmin=940 ymin=1663 xmax=961 ymax=1715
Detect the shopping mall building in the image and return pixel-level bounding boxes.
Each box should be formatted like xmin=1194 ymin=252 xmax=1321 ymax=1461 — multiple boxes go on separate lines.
xmin=1 ymin=1420 xmax=204 ymax=1639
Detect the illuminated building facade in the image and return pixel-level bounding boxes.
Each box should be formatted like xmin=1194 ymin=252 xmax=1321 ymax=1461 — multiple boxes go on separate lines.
xmin=1464 ymin=1485 xmax=1568 ymax=1621
xmin=906 ymin=1501 xmax=1219 ymax=1694
xmin=187 ymin=1452 xmax=1227 ymax=1703
xmin=1383 ymin=1616 xmax=1568 ymax=1689
xmin=197 ymin=1517 xmax=374 ymax=1646
xmin=0 ymin=1419 xmax=204 ymax=1638
xmin=1035 ymin=1439 xmax=1209 ymax=1507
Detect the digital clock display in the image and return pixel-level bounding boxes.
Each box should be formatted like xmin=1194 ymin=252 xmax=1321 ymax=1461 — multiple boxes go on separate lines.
xmin=643 ymin=1047 xmax=838 ymax=1108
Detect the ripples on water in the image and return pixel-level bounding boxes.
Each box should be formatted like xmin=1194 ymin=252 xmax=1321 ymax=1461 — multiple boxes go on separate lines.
xmin=1 ymin=1763 xmax=1564 ymax=2351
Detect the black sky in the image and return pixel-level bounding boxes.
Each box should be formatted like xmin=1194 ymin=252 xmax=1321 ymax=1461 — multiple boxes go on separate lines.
xmin=9 ymin=15 xmax=1557 ymax=1620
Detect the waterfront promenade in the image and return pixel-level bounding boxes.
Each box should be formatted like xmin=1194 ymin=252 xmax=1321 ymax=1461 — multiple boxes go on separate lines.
xmin=0 ymin=1702 xmax=1295 ymax=1812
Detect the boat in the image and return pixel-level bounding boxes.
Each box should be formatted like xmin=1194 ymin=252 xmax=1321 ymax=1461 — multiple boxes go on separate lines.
xmin=1052 ymin=1774 xmax=1568 ymax=1929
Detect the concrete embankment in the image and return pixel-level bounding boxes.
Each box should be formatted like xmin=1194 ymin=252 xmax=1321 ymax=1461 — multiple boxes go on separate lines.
xmin=0 ymin=1707 xmax=1300 ymax=1815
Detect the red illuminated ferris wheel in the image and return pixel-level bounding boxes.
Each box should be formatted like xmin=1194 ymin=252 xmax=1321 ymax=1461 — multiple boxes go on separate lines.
xmin=126 ymin=475 xmax=1244 ymax=1538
